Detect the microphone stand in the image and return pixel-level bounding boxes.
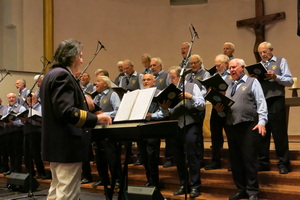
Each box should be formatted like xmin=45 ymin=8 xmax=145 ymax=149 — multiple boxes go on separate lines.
xmin=177 ymin=24 xmax=198 ymax=200
xmin=77 ymin=40 xmax=106 ymax=81
xmin=75 ymin=41 xmax=114 ymax=200
xmin=0 ymin=68 xmax=11 ymax=83
xmin=9 ymin=58 xmax=50 ymax=200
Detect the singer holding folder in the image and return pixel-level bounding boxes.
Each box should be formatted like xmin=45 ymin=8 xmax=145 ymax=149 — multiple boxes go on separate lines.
xmin=214 ymin=58 xmax=268 ymax=200
xmin=40 ymin=39 xmax=111 ymax=200
xmin=160 ymin=66 xmax=206 ymax=198
xmin=257 ymin=42 xmax=294 ymax=174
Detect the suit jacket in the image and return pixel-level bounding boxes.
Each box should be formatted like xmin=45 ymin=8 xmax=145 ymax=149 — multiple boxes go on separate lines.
xmin=40 ymin=66 xmax=98 ymax=163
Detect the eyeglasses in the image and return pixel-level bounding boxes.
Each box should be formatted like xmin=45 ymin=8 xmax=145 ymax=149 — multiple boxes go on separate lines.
xmin=190 ymin=60 xmax=200 ymax=65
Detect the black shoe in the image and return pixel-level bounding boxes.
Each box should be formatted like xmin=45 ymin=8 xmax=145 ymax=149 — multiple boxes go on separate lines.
xmin=258 ymin=165 xmax=270 ymax=171
xmin=190 ymin=188 xmax=200 ymax=198
xmin=163 ymin=160 xmax=174 ymax=168
xmin=3 ymin=171 xmax=11 ymax=175
xmin=174 ymin=186 xmax=189 ymax=196
xmin=81 ymin=178 xmax=92 ymax=184
xmin=249 ymin=195 xmax=259 ymax=200
xmin=229 ymin=191 xmax=248 ymax=200
xmin=204 ymin=161 xmax=221 ymax=170
xmin=92 ymin=180 xmax=104 ymax=188
xmin=133 ymin=159 xmax=143 ymax=166
xmin=278 ymin=165 xmax=289 ymax=174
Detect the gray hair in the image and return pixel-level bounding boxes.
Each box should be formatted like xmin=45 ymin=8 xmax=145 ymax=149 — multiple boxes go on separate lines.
xmin=52 ymin=39 xmax=83 ymax=67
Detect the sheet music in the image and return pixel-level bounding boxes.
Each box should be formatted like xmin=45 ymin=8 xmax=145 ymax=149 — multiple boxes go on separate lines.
xmin=114 ymin=90 xmax=139 ymax=122
xmin=129 ymin=87 xmax=156 ymax=120
xmin=114 ymin=87 xmax=156 ymax=122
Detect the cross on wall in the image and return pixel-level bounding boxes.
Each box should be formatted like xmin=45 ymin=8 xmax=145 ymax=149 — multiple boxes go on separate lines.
xmin=236 ymin=0 xmax=285 ymax=62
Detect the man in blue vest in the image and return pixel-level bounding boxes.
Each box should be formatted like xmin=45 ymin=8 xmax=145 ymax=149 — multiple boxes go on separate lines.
xmin=257 ymin=41 xmax=294 ymax=174
xmin=215 ymin=58 xmax=268 ymax=200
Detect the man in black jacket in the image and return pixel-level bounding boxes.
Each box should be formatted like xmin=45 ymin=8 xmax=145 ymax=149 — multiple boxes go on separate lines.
xmin=40 ymin=39 xmax=111 ymax=200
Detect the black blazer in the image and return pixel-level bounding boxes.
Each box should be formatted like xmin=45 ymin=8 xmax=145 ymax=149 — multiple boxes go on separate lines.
xmin=40 ymin=66 xmax=97 ymax=163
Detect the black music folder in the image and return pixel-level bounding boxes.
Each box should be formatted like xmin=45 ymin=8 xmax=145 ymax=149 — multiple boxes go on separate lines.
xmin=15 ymin=109 xmax=42 ymax=122
xmin=199 ymin=73 xmax=228 ymax=91
xmin=111 ymin=87 xmax=128 ymax=99
xmin=205 ymin=65 xmax=217 ymax=76
xmin=153 ymin=83 xmax=182 ymax=108
xmin=204 ymin=88 xmax=234 ymax=108
xmin=245 ymin=63 xmax=268 ymax=80
xmin=0 ymin=112 xmax=17 ymax=123
xmin=85 ymin=90 xmax=98 ymax=99
xmin=15 ymin=110 xmax=29 ymax=118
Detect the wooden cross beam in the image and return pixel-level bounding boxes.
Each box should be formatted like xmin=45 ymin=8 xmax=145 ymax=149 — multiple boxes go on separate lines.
xmin=236 ymin=0 xmax=285 ymax=62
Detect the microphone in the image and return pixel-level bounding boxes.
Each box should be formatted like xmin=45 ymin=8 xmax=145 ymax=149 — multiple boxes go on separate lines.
xmin=98 ymin=40 xmax=107 ymax=51
xmin=5 ymin=68 xmax=12 ymax=76
xmin=190 ymin=23 xmax=199 ymax=39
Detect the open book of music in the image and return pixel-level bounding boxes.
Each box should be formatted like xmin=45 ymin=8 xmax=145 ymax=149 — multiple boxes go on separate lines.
xmin=205 ymin=65 xmax=217 ymax=76
xmin=153 ymin=83 xmax=182 ymax=108
xmin=245 ymin=63 xmax=268 ymax=80
xmin=204 ymin=88 xmax=235 ymax=108
xmin=199 ymin=73 xmax=228 ymax=91
xmin=0 ymin=112 xmax=17 ymax=123
xmin=114 ymin=87 xmax=156 ymax=122
xmin=15 ymin=109 xmax=42 ymax=122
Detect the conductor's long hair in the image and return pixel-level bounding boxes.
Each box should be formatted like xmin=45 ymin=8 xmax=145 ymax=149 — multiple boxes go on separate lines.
xmin=51 ymin=39 xmax=83 ymax=68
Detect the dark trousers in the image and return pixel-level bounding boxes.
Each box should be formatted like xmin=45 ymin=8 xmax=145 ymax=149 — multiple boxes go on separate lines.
xmin=164 ymin=138 xmax=174 ymax=163
xmin=226 ymin=121 xmax=260 ymax=196
xmin=140 ymin=138 xmax=161 ymax=186
xmin=172 ymin=123 xmax=203 ymax=189
xmin=23 ymin=131 xmax=45 ymax=176
xmin=209 ymin=108 xmax=227 ymax=161
xmin=6 ymin=131 xmax=23 ymax=173
xmin=94 ymin=140 xmax=122 ymax=186
xmin=0 ymin=133 xmax=9 ymax=172
xmin=82 ymin=143 xmax=94 ymax=181
xmin=258 ymin=96 xmax=290 ymax=167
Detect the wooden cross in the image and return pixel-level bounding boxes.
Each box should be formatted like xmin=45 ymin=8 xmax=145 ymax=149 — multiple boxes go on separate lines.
xmin=236 ymin=0 xmax=285 ymax=62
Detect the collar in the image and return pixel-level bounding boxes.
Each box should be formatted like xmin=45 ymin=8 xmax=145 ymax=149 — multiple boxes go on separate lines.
xmin=19 ymin=88 xmax=26 ymax=93
xmin=8 ymin=103 xmax=18 ymax=109
xmin=232 ymin=73 xmax=246 ymax=84
xmin=102 ymin=89 xmax=109 ymax=95
xmin=125 ymin=71 xmax=138 ymax=78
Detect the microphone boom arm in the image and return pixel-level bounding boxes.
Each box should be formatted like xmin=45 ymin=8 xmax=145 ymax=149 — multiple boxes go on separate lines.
xmin=177 ymin=24 xmax=199 ymax=87
xmin=77 ymin=40 xmax=106 ymax=81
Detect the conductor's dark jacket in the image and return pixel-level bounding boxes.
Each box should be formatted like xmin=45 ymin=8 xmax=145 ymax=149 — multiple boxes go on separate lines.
xmin=40 ymin=66 xmax=97 ymax=163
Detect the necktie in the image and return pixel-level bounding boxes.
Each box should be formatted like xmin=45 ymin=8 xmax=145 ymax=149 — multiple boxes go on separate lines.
xmin=95 ymin=93 xmax=102 ymax=106
xmin=231 ymin=78 xmax=243 ymax=97
xmin=189 ymin=73 xmax=195 ymax=83
xmin=126 ymin=76 xmax=130 ymax=85
xmin=263 ymin=61 xmax=269 ymax=69
xmin=8 ymin=106 xmax=13 ymax=114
